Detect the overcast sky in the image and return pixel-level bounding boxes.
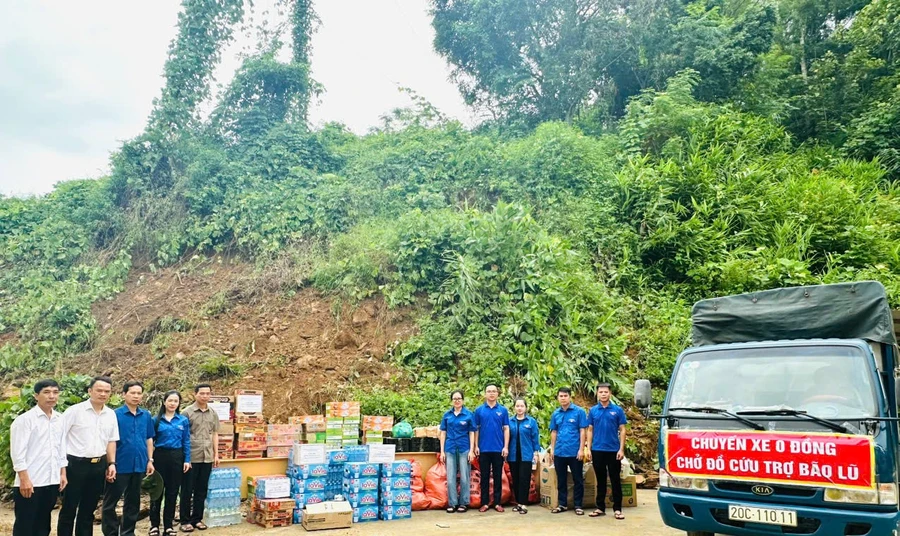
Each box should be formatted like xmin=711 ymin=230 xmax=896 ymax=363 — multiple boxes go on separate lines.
xmin=0 ymin=1 xmax=471 ymax=197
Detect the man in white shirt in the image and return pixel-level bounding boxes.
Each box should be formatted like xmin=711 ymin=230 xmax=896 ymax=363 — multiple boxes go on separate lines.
xmin=57 ymin=376 xmax=120 ymax=536
xmin=10 ymin=378 xmax=68 ymax=536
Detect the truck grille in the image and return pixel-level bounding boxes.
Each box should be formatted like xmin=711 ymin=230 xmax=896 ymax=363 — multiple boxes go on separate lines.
xmin=713 ymin=481 xmax=818 ymax=498
xmin=711 ymin=508 xmax=821 ymax=534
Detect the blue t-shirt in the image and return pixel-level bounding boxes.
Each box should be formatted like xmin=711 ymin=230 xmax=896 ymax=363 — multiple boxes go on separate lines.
xmin=154 ymin=413 xmax=192 ymax=463
xmin=440 ymin=407 xmax=476 ymax=454
xmin=508 ymin=415 xmax=540 ymax=463
xmin=115 ymin=406 xmax=156 ymax=474
xmin=549 ymin=404 xmax=588 ymax=458
xmin=474 ymin=402 xmax=510 ymax=453
xmin=589 ymin=402 xmax=627 ymax=452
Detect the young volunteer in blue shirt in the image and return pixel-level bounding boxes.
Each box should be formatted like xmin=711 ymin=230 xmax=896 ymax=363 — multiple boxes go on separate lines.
xmin=102 ymin=381 xmax=155 ymax=536
xmin=150 ymin=390 xmax=191 ymax=536
xmin=474 ymin=383 xmax=510 ymax=512
xmin=508 ymin=397 xmax=539 ymax=514
xmin=549 ymin=387 xmax=588 ymax=515
xmin=439 ymin=390 xmax=476 ymax=513
xmin=586 ymin=383 xmax=628 ymax=520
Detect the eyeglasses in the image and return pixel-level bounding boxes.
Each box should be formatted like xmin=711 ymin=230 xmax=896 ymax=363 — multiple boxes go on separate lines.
xmin=451 ymin=397 xmax=463 ymax=401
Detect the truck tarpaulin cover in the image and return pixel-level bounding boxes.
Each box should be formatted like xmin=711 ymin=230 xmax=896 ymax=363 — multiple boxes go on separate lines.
xmin=665 ymin=430 xmax=875 ymax=490
xmin=691 ymin=281 xmax=896 ymax=346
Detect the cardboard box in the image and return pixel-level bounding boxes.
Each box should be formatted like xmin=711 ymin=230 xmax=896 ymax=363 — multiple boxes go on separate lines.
xmin=251 ymin=497 xmax=294 ymax=512
xmin=293 ymin=491 xmax=327 ymax=508
xmin=381 ymin=461 xmax=412 ymax=477
xmin=603 ymin=475 xmax=637 ymax=508
xmin=353 ymin=505 xmax=380 ymax=523
xmin=326 ymin=449 xmax=349 ymax=465
xmin=380 ymin=488 xmax=412 ymax=505
xmin=267 ymin=424 xmax=301 ymax=435
xmin=288 ymin=463 xmax=330 ymax=480
xmin=234 ymin=450 xmax=264 ymax=459
xmin=291 ymin=478 xmax=327 ymax=494
xmin=380 ymin=476 xmax=411 ymax=492
xmin=304 ymin=422 xmax=327 ymax=433
xmin=326 ymin=401 xmax=361 ymax=415
xmin=218 ymin=422 xmax=235 ymax=436
xmin=344 ymin=462 xmax=381 ymax=479
xmin=347 ymin=489 xmax=379 ymax=507
xmin=247 ymin=510 xmax=291 ymax=528
xmin=342 ymin=477 xmax=380 ymax=493
xmin=290 ymin=415 xmax=326 ymax=426
xmin=249 ymin=475 xmax=291 ymax=499
xmin=413 ymin=425 xmax=441 ymax=438
xmin=234 ymin=389 xmax=264 ymax=413
xmin=266 ymin=446 xmax=291 ymax=458
xmin=379 ymin=504 xmax=412 ymax=520
xmin=367 ymin=444 xmax=396 ymax=464
xmin=234 ymin=413 xmax=265 ymax=424
xmin=302 ymin=501 xmax=353 ymax=531
xmin=208 ymin=395 xmax=233 ymax=422
xmin=539 ymin=457 xmax=597 ymax=510
xmin=291 ymin=443 xmax=326 ymax=465
xmin=268 ymin=434 xmax=298 ymax=447
xmin=362 ymin=415 xmax=394 ymax=432
xmin=236 ymin=440 xmax=267 ymax=452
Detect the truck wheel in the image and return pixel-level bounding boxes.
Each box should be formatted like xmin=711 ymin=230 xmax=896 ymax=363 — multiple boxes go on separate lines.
xmin=686 ymin=532 xmax=714 ymax=536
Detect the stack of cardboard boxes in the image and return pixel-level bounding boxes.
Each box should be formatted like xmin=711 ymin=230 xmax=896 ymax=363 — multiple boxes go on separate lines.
xmin=290 ymin=415 xmax=327 ymax=444
xmin=234 ymin=389 xmax=265 ymax=459
xmin=288 ymin=445 xmax=329 ymax=523
xmin=209 ymin=396 xmax=234 ymax=460
xmin=266 ymin=424 xmax=301 ymax=458
xmin=248 ymin=475 xmax=292 ymax=529
xmin=325 ymin=402 xmax=361 ymax=447
xmin=362 ymin=416 xmax=393 ymax=445
xmin=379 ymin=461 xmax=412 ymax=520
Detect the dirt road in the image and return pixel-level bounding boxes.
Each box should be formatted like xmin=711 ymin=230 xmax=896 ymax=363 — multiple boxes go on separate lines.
xmin=0 ymin=492 xmax=681 ymax=535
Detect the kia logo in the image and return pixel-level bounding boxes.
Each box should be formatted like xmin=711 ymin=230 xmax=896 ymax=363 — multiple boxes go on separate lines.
xmin=751 ymin=485 xmax=774 ymax=496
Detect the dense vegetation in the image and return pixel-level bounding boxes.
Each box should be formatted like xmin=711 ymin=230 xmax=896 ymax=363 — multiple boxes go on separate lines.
xmin=2 ymin=0 xmax=900 ymax=475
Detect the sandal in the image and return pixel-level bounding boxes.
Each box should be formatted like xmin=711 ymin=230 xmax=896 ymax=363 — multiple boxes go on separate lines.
xmin=457 ymin=505 xmax=468 ymax=513
xmin=166 ymin=530 xmax=178 ymax=536
xmin=551 ymin=506 xmax=568 ymax=514
xmin=518 ymin=506 xmax=528 ymax=514
xmin=478 ymin=505 xmax=490 ymax=513
xmin=447 ymin=506 xmax=456 ymax=513
xmin=494 ymin=505 xmax=504 ymax=512
xmin=589 ymin=509 xmax=606 ymax=517
xmin=575 ymin=508 xmax=585 ymax=515
xmin=180 ymin=525 xmax=194 ymax=533
xmin=614 ymin=510 xmax=625 ymax=520
xmin=150 ymin=528 xmax=160 ymax=536
xmin=194 ymin=522 xmax=208 ymax=531
xmin=511 ymin=505 xmax=520 ymax=512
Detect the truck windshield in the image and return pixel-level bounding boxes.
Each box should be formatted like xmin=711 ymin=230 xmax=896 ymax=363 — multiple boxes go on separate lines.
xmin=667 ymin=345 xmax=879 ymax=422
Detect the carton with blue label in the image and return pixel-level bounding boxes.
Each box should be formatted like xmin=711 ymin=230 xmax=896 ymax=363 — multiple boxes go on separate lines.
xmin=379 ymin=488 xmax=412 ymax=505
xmin=381 ymin=460 xmax=412 ymax=477
xmin=343 ymin=476 xmax=380 ymax=493
xmin=344 ymin=462 xmax=381 ymax=479
xmin=293 ymin=491 xmax=327 ymax=509
xmin=380 ymin=476 xmax=411 ymax=492
xmin=379 ymin=504 xmax=412 ymax=520
xmin=289 ymin=463 xmax=329 ymax=480
xmin=327 ymin=449 xmax=349 ymax=465
xmin=353 ymin=505 xmax=380 ymax=523
xmin=348 ymin=489 xmax=379 ymax=507
xmin=290 ymin=477 xmax=327 ymax=494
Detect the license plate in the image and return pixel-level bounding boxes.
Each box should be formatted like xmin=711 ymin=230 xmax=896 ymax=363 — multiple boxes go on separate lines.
xmin=728 ymin=504 xmax=797 ymax=527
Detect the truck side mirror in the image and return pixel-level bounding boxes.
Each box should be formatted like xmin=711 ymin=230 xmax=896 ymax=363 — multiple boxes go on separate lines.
xmin=634 ymin=379 xmax=652 ymax=410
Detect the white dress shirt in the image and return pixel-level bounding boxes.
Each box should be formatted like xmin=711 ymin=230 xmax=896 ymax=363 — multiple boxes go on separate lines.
xmin=10 ymin=405 xmax=67 ymax=487
xmin=61 ymin=400 xmax=120 ymax=458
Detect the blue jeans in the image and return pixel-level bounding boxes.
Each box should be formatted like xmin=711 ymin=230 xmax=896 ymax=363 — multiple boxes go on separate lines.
xmin=446 ymin=450 xmax=471 ymax=508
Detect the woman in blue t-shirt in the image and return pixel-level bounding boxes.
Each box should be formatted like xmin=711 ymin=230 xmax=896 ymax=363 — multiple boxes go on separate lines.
xmin=150 ymin=390 xmax=191 ymax=536
xmin=439 ymin=390 xmax=476 ymax=513
xmin=508 ymin=397 xmax=540 ymax=514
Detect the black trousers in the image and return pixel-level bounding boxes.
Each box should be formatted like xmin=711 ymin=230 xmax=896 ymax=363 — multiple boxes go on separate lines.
xmin=508 ymin=460 xmax=532 ymax=505
xmin=58 ymin=455 xmax=107 ymax=536
xmin=101 ymin=471 xmax=142 ymax=536
xmin=150 ymin=448 xmax=184 ymax=530
xmin=592 ymin=450 xmax=623 ymax=511
xmin=180 ymin=462 xmax=212 ymax=525
xmin=554 ymin=456 xmax=584 ymax=508
xmin=13 ymin=484 xmax=59 ymax=536
xmin=478 ymin=452 xmax=504 ymax=507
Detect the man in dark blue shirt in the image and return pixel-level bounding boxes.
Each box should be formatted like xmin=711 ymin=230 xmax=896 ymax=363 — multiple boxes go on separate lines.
xmin=473 ymin=383 xmax=509 ymax=512
xmin=549 ymin=387 xmax=588 ymax=515
xmin=102 ymin=381 xmax=155 ymax=536
xmin=587 ymin=383 xmax=628 ymax=519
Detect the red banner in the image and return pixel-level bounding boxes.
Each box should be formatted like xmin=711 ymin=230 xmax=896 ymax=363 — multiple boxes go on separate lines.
xmin=665 ymin=430 xmax=875 ymax=490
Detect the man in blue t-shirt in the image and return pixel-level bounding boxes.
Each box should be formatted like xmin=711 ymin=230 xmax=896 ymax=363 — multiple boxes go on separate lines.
xmin=549 ymin=387 xmax=588 ymax=515
xmin=473 ymin=383 xmax=510 ymax=512
xmin=586 ymin=383 xmax=628 ymax=520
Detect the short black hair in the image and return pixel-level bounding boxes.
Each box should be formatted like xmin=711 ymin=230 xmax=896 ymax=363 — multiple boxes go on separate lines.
xmin=513 ymin=397 xmax=528 ymax=409
xmin=33 ymin=379 xmax=59 ymax=394
xmin=123 ymin=381 xmax=144 ymax=394
xmin=596 ymin=383 xmax=611 ymax=391
xmin=450 ymin=390 xmax=464 ymax=401
xmin=557 ymin=387 xmax=572 ymax=396
xmin=194 ymin=383 xmax=212 ymax=394
xmin=88 ymin=376 xmax=113 ymax=390
xmin=484 ymin=383 xmax=499 ymax=392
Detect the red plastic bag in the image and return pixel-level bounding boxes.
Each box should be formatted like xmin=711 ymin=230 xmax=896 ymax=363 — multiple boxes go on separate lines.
xmin=424 ymin=455 xmax=449 ymax=509
xmin=468 ymin=458 xmax=513 ymax=506
xmin=410 ymin=458 xmax=424 ymax=493
xmin=412 ymin=490 xmax=432 ymax=511
xmin=528 ymin=471 xmax=540 ymax=504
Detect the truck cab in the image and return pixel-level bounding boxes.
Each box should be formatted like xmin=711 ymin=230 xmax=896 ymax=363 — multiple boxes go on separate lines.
xmin=635 ymin=281 xmax=900 ymax=536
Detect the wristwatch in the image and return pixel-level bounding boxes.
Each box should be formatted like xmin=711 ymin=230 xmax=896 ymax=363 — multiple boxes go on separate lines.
xmin=108 ymin=461 xmax=116 ymax=467
xmin=149 ymin=458 xmax=154 ymax=463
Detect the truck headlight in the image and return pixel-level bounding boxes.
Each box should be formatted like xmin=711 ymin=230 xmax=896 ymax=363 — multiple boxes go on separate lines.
xmin=824 ymin=487 xmax=878 ymax=504
xmin=660 ymin=469 xmax=708 ymax=492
